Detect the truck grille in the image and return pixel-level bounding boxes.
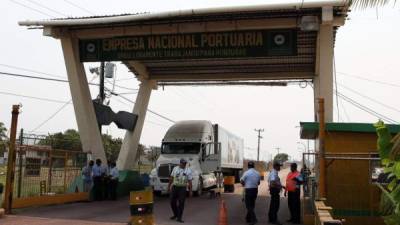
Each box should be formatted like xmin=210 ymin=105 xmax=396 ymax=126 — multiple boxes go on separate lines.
xmin=158 ymin=164 xmax=177 ymax=178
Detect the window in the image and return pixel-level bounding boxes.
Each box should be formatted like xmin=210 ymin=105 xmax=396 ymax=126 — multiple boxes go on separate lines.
xmin=161 ymin=142 xmax=201 ymax=154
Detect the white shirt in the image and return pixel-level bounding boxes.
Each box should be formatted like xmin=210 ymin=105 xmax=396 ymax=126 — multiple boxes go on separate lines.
xmin=240 ymin=168 xmax=261 ymax=189
xmin=110 ymin=167 xmax=119 ymax=180
xmin=170 ymin=166 xmax=193 ymax=187
xmin=92 ymin=164 xmax=103 ymax=177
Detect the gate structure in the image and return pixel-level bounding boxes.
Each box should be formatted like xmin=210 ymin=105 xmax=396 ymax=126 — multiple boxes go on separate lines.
xmin=19 ymin=1 xmax=350 ymax=171
xmin=10 ymin=133 xmax=88 ymax=209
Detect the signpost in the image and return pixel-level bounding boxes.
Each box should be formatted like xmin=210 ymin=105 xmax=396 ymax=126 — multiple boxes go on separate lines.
xmin=79 ymin=29 xmax=297 ymax=62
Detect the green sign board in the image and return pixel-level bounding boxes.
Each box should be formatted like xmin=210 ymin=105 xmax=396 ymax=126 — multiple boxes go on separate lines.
xmin=79 ymin=29 xmax=297 ymax=62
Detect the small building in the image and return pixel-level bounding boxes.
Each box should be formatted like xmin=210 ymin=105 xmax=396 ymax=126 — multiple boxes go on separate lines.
xmin=300 ymin=122 xmax=400 ymax=225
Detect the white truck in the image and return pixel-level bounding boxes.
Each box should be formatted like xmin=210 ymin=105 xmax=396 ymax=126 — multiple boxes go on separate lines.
xmin=149 ymin=120 xmax=244 ymax=195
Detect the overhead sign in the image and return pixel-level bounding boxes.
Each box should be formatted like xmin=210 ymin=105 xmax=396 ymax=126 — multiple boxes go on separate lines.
xmin=79 ymin=29 xmax=297 ymax=62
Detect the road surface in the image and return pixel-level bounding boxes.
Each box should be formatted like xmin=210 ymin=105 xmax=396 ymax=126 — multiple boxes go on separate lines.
xmin=2 ymin=168 xmax=298 ymax=225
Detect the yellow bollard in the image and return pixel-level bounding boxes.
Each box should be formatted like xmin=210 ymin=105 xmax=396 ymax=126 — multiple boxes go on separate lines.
xmin=129 ymin=189 xmax=154 ymax=225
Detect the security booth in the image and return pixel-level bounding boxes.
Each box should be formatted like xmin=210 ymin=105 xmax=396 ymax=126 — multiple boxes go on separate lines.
xmin=300 ymin=122 xmax=400 ymax=225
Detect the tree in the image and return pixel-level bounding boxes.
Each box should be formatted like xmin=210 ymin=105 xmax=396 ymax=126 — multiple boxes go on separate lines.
xmin=274 ymin=153 xmax=289 ymax=163
xmin=102 ymin=134 xmax=122 ymax=162
xmin=38 ymin=129 xmax=82 ymax=151
xmin=0 ymin=122 xmax=7 ymax=155
xmin=375 ymin=121 xmax=400 ymax=225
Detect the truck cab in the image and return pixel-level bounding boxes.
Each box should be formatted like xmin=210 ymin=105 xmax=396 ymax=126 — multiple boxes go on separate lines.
xmin=150 ymin=120 xmax=218 ymax=195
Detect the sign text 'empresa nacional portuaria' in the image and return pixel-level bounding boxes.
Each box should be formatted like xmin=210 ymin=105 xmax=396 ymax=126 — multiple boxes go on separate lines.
xmin=79 ymin=29 xmax=297 ymax=61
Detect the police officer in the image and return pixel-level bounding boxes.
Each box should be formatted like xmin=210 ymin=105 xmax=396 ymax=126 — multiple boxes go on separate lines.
xmin=284 ymin=163 xmax=303 ymax=224
xmin=240 ymin=161 xmax=261 ymax=225
xmin=92 ymin=159 xmax=104 ymax=201
xmin=268 ymin=161 xmax=284 ymax=225
xmin=168 ymin=158 xmax=193 ymax=223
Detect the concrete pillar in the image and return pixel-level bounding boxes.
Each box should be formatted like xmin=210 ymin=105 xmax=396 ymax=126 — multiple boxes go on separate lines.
xmin=60 ymin=37 xmax=106 ymax=163
xmin=314 ymin=9 xmax=334 ymax=122
xmin=117 ymin=80 xmax=155 ymax=170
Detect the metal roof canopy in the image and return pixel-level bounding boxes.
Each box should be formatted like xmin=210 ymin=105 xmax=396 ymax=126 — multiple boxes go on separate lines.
xmin=20 ymin=0 xmax=349 ymax=83
xmin=300 ymin=122 xmax=400 ymax=139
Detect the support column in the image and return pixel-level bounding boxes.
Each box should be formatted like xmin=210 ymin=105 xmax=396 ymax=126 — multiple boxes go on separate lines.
xmin=60 ymin=37 xmax=106 ymax=163
xmin=314 ymin=6 xmax=334 ymax=122
xmin=117 ymin=79 xmax=155 ymax=170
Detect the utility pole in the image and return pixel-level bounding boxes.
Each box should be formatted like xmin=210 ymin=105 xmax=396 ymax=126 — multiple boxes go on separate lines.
xmin=254 ymin=129 xmax=264 ymax=161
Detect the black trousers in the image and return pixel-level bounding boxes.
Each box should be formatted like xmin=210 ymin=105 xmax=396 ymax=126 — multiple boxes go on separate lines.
xmin=288 ymin=189 xmax=301 ymax=223
xmin=93 ymin=176 xmax=103 ymax=201
xmin=170 ymin=186 xmax=187 ymax=219
xmin=268 ymin=187 xmax=281 ymax=222
xmin=108 ymin=179 xmax=118 ymax=200
xmin=244 ymin=188 xmax=258 ymax=223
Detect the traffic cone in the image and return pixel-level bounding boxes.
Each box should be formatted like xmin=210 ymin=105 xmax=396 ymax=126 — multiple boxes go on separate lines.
xmin=218 ymin=200 xmax=228 ymax=225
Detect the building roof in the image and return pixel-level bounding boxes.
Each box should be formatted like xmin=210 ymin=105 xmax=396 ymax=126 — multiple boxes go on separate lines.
xmin=300 ymin=122 xmax=400 ymax=139
xmin=19 ymin=1 xmax=348 ymax=27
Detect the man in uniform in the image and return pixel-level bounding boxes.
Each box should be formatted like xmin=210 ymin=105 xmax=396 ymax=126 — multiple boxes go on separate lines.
xmin=168 ymin=158 xmax=193 ymax=223
xmin=240 ymin=161 xmax=261 ymax=225
xmin=92 ymin=159 xmax=105 ymax=201
xmin=284 ymin=163 xmax=303 ymax=224
xmin=268 ymin=161 xmax=284 ymax=225
xmin=82 ymin=160 xmax=94 ymax=192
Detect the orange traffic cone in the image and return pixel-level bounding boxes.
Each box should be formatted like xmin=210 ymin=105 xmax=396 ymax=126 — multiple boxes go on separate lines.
xmin=218 ymin=200 xmax=228 ymax=225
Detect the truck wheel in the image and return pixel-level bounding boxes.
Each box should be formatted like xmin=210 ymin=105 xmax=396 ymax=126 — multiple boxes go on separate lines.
xmin=194 ymin=179 xmax=203 ymax=196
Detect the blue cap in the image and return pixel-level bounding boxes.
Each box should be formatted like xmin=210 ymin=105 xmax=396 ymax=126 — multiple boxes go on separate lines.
xmin=180 ymin=158 xmax=187 ymax=164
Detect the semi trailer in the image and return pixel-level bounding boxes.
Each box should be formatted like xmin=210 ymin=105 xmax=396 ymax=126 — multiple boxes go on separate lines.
xmin=149 ymin=120 xmax=244 ymax=195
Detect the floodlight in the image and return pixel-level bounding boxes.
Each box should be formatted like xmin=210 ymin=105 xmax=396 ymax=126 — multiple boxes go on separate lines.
xmin=300 ymin=16 xmax=319 ymax=31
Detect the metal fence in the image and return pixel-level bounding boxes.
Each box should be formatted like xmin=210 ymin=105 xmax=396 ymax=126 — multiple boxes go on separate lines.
xmin=13 ymin=145 xmax=86 ymax=198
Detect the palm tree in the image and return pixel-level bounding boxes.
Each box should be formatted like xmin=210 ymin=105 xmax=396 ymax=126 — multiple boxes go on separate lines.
xmin=350 ymin=0 xmax=397 ymax=8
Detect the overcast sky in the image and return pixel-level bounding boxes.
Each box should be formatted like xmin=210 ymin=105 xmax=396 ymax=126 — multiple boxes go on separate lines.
xmin=1 ymin=0 xmax=399 ymax=161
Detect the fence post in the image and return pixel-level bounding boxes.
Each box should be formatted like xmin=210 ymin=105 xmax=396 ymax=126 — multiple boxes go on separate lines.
xmin=17 ymin=129 xmax=23 ymax=198
xmin=64 ymin=152 xmax=68 ymax=193
xmin=3 ymin=105 xmax=20 ymax=214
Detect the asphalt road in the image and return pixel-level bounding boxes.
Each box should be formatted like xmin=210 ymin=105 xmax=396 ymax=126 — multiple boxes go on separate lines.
xmin=2 ymin=168 xmax=297 ymax=225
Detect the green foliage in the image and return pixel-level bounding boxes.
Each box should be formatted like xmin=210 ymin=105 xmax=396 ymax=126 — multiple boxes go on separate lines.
xmin=375 ymin=121 xmax=400 ymax=225
xmin=274 ymin=153 xmax=289 ymax=163
xmin=350 ymin=0 xmax=397 ymax=9
xmin=102 ymin=134 xmax=122 ymax=162
xmin=38 ymin=129 xmax=82 ymax=151
xmin=0 ymin=122 xmax=7 ymax=155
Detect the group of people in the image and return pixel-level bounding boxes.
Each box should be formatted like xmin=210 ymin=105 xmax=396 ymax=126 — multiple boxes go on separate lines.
xmin=82 ymin=158 xmax=119 ymax=201
xmin=241 ymin=161 xmax=304 ymax=225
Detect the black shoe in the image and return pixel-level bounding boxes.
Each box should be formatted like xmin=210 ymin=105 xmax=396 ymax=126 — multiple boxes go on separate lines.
xmin=177 ymin=218 xmax=184 ymax=223
xmin=170 ymin=216 xmax=177 ymax=220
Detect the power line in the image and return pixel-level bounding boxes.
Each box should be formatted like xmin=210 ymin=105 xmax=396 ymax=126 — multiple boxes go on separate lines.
xmin=338 ymin=82 xmax=400 ymax=114
xmin=0 ymin=71 xmax=101 ymax=86
xmin=0 ymin=63 xmax=66 ymax=79
xmin=335 ymin=91 xmax=398 ymax=124
xmin=63 ymin=0 xmax=95 ymax=15
xmin=31 ymin=100 xmax=72 ymax=132
xmin=0 ymin=90 xmax=70 ymax=104
xmin=25 ymin=0 xmax=69 ymax=17
xmin=9 ymin=0 xmax=55 ymax=17
xmin=337 ymin=71 xmax=400 ymax=88
xmin=0 ymin=70 xmax=174 ymax=124
xmin=116 ymin=94 xmax=175 ymax=123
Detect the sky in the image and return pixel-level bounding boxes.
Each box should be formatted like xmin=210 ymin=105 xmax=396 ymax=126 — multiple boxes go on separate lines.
xmin=0 ymin=0 xmax=399 ymax=162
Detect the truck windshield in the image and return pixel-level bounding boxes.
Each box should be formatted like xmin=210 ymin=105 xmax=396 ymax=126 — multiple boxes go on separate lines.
xmin=161 ymin=143 xmax=201 ymax=154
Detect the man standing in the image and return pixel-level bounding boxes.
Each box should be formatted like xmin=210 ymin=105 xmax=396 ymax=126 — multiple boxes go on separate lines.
xmin=285 ymin=163 xmax=303 ymax=224
xmin=240 ymin=161 xmax=261 ymax=225
xmin=82 ymin=160 xmax=94 ymax=192
xmin=92 ymin=159 xmax=104 ymax=201
xmin=108 ymin=162 xmax=119 ymax=200
xmin=268 ymin=161 xmax=284 ymax=225
xmin=168 ymin=158 xmax=193 ymax=223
